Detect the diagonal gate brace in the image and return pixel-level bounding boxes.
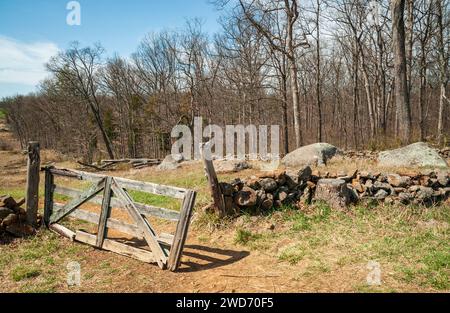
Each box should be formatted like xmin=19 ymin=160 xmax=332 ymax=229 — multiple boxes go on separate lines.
xmin=111 ymin=178 xmax=168 ymax=269
xmin=50 ymin=178 xmax=106 ymax=224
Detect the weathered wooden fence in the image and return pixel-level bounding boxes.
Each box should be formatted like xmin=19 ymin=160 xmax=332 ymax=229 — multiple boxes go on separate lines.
xmin=42 ymin=166 xmax=196 ymax=271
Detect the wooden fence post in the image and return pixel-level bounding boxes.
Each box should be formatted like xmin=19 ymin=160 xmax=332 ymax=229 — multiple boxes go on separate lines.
xmin=44 ymin=167 xmax=54 ymax=227
xmin=200 ymin=143 xmax=226 ymax=217
xmin=26 ymin=141 xmax=40 ymax=227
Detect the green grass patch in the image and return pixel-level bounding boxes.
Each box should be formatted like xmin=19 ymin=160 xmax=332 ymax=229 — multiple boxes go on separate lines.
xmin=234 ymin=229 xmax=262 ymax=245
xmin=279 ymin=244 xmax=305 ymax=265
xmin=128 ymin=190 xmax=180 ymax=211
xmin=11 ymin=265 xmax=42 ymax=281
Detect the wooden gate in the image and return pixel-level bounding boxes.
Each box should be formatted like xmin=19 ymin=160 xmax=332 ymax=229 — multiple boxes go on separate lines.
xmin=42 ymin=166 xmax=196 ymax=271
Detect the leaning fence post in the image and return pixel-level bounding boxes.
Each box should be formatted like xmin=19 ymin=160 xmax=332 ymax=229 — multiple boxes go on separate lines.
xmin=200 ymin=143 xmax=226 ymax=218
xmin=26 ymin=141 xmax=40 ymax=227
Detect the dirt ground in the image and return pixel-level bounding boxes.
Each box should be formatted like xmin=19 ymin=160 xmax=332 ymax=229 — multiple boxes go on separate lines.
xmin=0 ymin=117 xmax=448 ymax=293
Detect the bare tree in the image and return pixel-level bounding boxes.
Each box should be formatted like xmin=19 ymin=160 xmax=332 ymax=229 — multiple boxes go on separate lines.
xmin=436 ymin=0 xmax=449 ymax=144
xmin=46 ymin=42 xmax=115 ymax=158
xmin=391 ymin=0 xmax=412 ymax=143
xmin=238 ymin=0 xmax=309 ymax=148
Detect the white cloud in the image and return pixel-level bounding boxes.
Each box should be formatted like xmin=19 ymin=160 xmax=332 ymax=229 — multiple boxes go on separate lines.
xmin=0 ymin=36 xmax=59 ymax=86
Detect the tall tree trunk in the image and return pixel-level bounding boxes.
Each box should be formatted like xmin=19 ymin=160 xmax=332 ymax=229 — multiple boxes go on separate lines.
xmin=436 ymin=0 xmax=448 ymax=145
xmin=392 ymin=0 xmax=412 ymax=143
xmin=316 ymin=0 xmax=322 ymax=142
xmin=406 ymin=0 xmax=414 ymax=93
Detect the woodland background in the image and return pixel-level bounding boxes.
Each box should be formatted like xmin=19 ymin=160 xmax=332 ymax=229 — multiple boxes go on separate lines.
xmin=0 ymin=0 xmax=448 ymax=163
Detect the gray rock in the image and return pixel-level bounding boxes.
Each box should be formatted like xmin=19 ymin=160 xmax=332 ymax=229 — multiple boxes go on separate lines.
xmin=276 ymin=186 xmax=290 ymax=202
xmin=347 ymin=184 xmax=360 ymax=202
xmin=299 ymin=186 xmax=313 ymax=205
xmin=281 ymin=143 xmax=341 ymax=168
xmin=378 ymin=142 xmax=448 ymax=168
xmin=437 ymin=172 xmax=449 ymax=187
xmin=387 ymin=174 xmax=411 ymax=187
xmin=298 ymin=166 xmax=312 ymax=183
xmin=416 ymin=187 xmax=434 ymax=201
xmin=374 ymin=189 xmax=389 ymax=200
xmin=259 ymin=178 xmax=278 ymax=192
xmin=156 ymin=154 xmax=183 ymax=171
xmin=214 ymin=160 xmax=251 ymax=173
xmin=399 ymin=192 xmax=413 ymax=204
xmin=373 ymin=181 xmax=392 ymax=192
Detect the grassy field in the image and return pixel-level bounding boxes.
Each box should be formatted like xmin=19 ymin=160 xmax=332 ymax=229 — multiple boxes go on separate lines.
xmin=0 ymin=114 xmax=448 ymax=293
xmin=1 ymin=158 xmax=449 ymax=292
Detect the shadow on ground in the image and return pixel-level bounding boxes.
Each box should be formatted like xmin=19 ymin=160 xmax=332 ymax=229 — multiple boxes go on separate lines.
xmin=177 ymin=244 xmax=250 ymax=273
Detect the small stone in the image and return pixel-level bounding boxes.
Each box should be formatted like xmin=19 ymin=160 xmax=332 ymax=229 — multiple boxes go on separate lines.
xmin=352 ymin=181 xmax=365 ymax=193
xmin=257 ymin=170 xmax=285 ymax=180
xmin=298 ymin=186 xmax=313 ymax=205
xmin=384 ymin=196 xmax=395 ymax=205
xmin=306 ymin=181 xmax=316 ymax=189
xmin=437 ymin=172 xmax=449 ymax=187
xmin=234 ymin=187 xmax=257 ymax=207
xmin=277 ymin=187 xmax=289 ymax=202
xmin=377 ymin=174 xmax=388 ymax=182
xmin=387 ymin=174 xmax=411 ymax=187
xmin=373 ymin=181 xmax=392 ymax=191
xmin=419 ymin=176 xmax=432 ymax=187
xmin=219 ymin=183 xmax=234 ymax=196
xmin=261 ymin=199 xmax=274 ymax=211
xmin=298 ymin=166 xmax=313 ymax=183
xmin=347 ymin=184 xmax=360 ymax=202
xmin=245 ymin=179 xmax=261 ymax=190
xmin=285 ymin=173 xmax=298 ymax=189
xmin=259 ymin=178 xmax=278 ymax=192
xmin=416 ymin=187 xmax=434 ymax=201
xmin=374 ymin=189 xmax=389 ymax=200
xmin=359 ymin=171 xmax=371 ymax=179
xmin=399 ymin=192 xmax=413 ymax=204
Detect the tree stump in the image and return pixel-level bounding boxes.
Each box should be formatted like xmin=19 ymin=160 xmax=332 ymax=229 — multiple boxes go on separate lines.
xmin=314 ymin=179 xmax=353 ymax=210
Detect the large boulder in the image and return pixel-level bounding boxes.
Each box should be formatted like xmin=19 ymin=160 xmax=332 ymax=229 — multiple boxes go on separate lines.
xmin=281 ymin=143 xmax=340 ymax=168
xmin=156 ymin=154 xmax=183 ymax=171
xmin=378 ymin=142 xmax=448 ymax=168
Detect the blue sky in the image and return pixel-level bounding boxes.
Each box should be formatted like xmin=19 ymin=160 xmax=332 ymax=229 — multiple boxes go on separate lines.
xmin=0 ymin=0 xmax=222 ymax=99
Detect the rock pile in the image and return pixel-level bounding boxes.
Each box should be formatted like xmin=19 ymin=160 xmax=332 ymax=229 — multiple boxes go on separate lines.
xmin=0 ymin=195 xmax=39 ymax=237
xmin=218 ymin=167 xmax=450 ymax=214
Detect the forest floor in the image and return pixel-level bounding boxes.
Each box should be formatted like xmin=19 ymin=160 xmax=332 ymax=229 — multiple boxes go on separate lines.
xmin=0 ymin=114 xmax=449 ymax=293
